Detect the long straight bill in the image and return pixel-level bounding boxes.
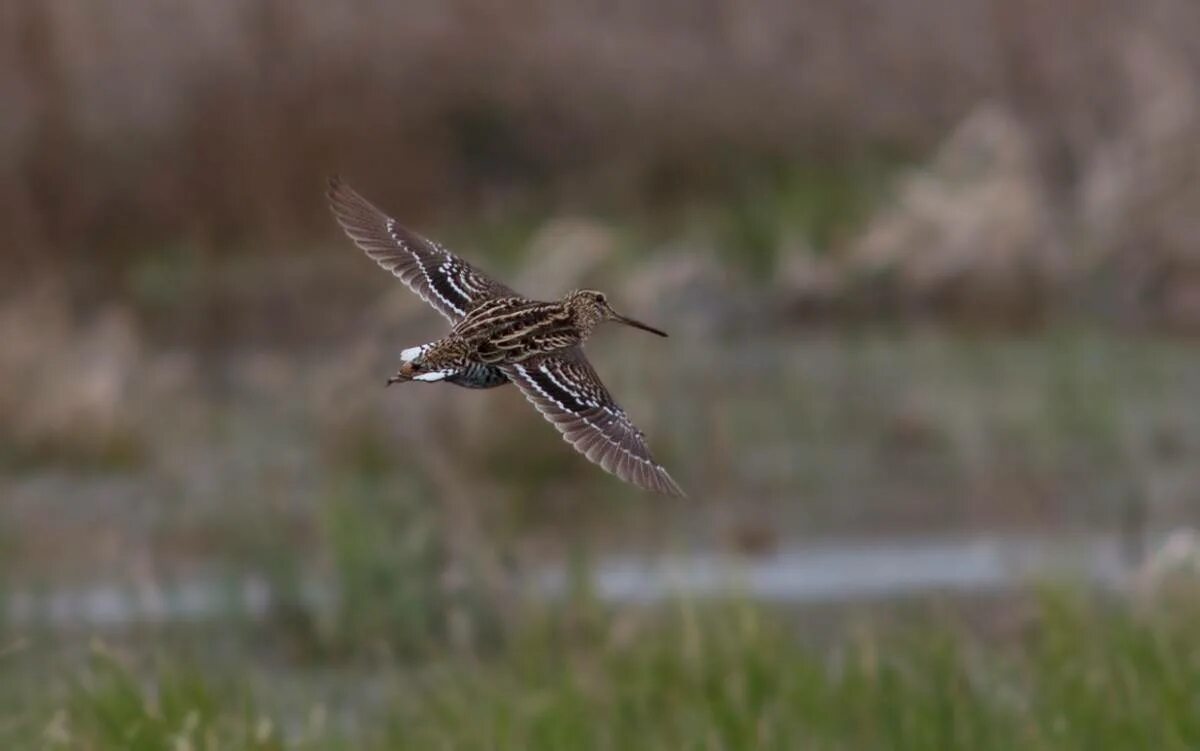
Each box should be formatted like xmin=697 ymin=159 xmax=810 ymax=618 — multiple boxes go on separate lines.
xmin=614 ymin=313 xmax=668 ymax=337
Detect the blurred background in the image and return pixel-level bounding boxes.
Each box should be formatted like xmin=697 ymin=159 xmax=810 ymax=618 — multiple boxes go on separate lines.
xmin=4 ymin=0 xmax=1200 ymax=747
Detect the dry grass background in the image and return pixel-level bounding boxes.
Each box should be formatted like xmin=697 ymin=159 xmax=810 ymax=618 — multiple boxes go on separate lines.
xmin=3 ymin=0 xmax=1197 ymax=296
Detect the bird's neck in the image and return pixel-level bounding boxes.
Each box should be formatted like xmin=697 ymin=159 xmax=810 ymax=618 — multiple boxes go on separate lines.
xmin=564 ymin=300 xmax=598 ymax=337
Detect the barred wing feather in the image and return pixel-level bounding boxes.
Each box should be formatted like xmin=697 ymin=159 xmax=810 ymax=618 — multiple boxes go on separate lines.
xmin=502 ymin=349 xmax=684 ymax=497
xmin=327 ymin=177 xmax=515 ymax=322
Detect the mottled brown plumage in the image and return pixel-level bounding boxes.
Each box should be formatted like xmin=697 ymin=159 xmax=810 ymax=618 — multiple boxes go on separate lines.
xmin=328 ymin=177 xmax=683 ymax=497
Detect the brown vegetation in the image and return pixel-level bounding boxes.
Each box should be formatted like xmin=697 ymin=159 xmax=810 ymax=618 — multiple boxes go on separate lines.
xmin=5 ymin=1 xmax=1195 ymax=290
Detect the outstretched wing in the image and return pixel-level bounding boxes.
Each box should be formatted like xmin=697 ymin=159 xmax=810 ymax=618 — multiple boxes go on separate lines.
xmin=328 ymin=177 xmax=515 ymax=322
xmin=502 ymin=349 xmax=684 ymax=497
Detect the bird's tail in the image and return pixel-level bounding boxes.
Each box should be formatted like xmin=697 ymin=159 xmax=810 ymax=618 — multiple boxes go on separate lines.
xmin=387 ymin=341 xmax=456 ymax=385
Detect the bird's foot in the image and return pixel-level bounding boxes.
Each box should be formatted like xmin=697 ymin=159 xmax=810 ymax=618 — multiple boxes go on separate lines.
xmin=386 ymin=361 xmax=419 ymax=386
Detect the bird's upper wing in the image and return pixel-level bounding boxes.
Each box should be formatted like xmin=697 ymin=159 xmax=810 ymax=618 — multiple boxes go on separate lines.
xmin=328 ymin=177 xmax=515 ymax=322
xmin=501 ymin=348 xmax=684 ymax=496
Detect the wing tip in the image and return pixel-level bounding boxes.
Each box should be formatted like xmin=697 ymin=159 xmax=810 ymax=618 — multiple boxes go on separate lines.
xmin=618 ymin=455 xmax=686 ymax=498
xmin=649 ymin=467 xmax=687 ymax=498
xmin=326 ymin=177 xmax=394 ymax=245
xmin=326 ymin=174 xmax=364 ymax=213
xmin=326 ymin=174 xmax=349 ymax=203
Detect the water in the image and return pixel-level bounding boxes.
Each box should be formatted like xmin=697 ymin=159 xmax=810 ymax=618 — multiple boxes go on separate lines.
xmin=532 ymin=534 xmax=1131 ymax=603
xmin=4 ymin=533 xmax=1138 ymax=630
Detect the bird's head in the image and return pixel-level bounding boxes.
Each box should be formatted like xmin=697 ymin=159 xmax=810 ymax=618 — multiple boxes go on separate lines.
xmin=566 ymin=289 xmax=668 ymax=338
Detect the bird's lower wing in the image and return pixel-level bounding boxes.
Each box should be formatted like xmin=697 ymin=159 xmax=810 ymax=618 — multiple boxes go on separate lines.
xmin=501 ymin=349 xmax=684 ymax=497
xmin=328 ymin=177 xmax=516 ymax=322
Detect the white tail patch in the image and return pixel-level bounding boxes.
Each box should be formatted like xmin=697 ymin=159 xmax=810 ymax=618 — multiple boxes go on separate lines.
xmin=413 ymin=370 xmax=451 ymax=382
xmin=401 ymin=343 xmax=431 ymax=363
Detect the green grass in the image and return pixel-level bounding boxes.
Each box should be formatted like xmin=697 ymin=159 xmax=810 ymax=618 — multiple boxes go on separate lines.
xmin=0 ymin=427 xmax=147 ymax=473
xmin=4 ymin=592 xmax=1200 ymax=750
xmin=709 ymin=153 xmax=903 ymax=276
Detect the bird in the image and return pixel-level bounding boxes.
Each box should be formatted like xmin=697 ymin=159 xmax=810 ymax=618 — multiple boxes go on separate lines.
xmin=327 ymin=177 xmax=684 ymax=496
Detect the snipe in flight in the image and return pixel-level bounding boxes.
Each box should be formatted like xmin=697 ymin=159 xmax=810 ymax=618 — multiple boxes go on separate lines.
xmin=328 ymin=178 xmax=684 ymax=496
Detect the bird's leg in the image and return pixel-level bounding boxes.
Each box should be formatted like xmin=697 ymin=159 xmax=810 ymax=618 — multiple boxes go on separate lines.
xmin=385 ymin=362 xmax=416 ymax=386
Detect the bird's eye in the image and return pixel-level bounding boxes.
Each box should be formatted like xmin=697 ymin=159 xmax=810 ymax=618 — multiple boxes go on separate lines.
xmin=596 ymin=293 xmax=606 ymax=304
